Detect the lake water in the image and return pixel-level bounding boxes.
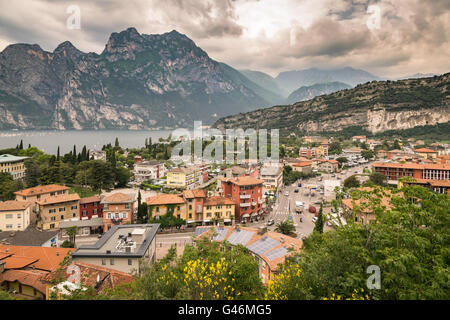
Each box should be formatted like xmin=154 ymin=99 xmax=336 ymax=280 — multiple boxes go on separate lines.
xmin=0 ymin=130 xmax=173 ymax=155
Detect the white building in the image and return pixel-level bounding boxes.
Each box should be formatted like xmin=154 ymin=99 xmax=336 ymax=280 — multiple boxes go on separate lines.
xmin=133 ymin=161 xmax=168 ymax=183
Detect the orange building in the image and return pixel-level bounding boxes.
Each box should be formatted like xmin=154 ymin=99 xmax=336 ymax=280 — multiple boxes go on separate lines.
xmin=101 ymin=193 xmax=135 ymax=232
xmin=183 ymin=189 xmax=206 ymax=224
xmin=373 ymin=162 xmax=450 ymax=182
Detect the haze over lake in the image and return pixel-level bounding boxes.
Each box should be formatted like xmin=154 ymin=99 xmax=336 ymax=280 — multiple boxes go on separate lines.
xmin=0 ymin=130 xmax=173 ymax=154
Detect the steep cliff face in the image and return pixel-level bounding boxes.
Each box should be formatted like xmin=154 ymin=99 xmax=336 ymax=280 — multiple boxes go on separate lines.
xmin=214 ymin=73 xmax=450 ymax=134
xmin=0 ymin=28 xmax=279 ymax=130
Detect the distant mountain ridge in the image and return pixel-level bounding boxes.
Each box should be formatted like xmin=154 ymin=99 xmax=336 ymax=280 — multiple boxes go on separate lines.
xmin=286 ymin=82 xmax=352 ymax=104
xmin=214 ymin=73 xmax=450 ymax=134
xmin=0 ymin=28 xmax=282 ymax=130
xmin=275 ymin=67 xmax=381 ymax=94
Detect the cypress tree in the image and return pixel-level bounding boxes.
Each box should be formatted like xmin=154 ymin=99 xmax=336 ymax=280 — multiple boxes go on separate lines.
xmin=314 ymin=203 xmax=324 ymax=234
xmin=114 ymin=137 xmax=119 ymax=148
xmin=56 ymin=146 xmax=60 ymax=161
xmin=19 ymin=140 xmax=23 ymax=150
xmin=73 ymin=145 xmax=77 ymax=164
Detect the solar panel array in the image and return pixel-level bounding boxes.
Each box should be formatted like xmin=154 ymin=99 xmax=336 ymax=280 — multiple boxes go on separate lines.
xmin=227 ymin=230 xmax=255 ymax=246
xmin=265 ymin=246 xmax=289 ymax=261
xmin=247 ymin=236 xmax=280 ymax=255
xmin=212 ymin=227 xmax=228 ymax=241
xmin=194 ymin=227 xmax=210 ymax=237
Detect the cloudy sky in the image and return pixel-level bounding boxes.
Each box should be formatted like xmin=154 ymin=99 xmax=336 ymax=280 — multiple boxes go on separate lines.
xmin=0 ymin=0 xmax=449 ymax=78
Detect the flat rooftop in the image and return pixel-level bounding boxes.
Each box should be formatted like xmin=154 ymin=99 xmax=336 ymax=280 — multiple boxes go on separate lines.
xmin=72 ymin=224 xmax=159 ymax=258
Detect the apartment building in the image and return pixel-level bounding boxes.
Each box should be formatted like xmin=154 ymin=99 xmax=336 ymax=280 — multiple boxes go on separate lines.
xmin=36 ymin=194 xmax=81 ymax=230
xmin=298 ymin=144 xmax=329 ymax=158
xmin=146 ymin=194 xmax=186 ymax=220
xmin=0 ymin=201 xmax=32 ymax=231
xmin=203 ymin=197 xmax=235 ymax=225
xmin=133 ymin=160 xmax=167 ymax=183
xmin=183 ymin=189 xmax=206 ymax=224
xmin=102 ymin=193 xmax=135 ymax=232
xmin=0 ymin=154 xmax=29 ymax=180
xmin=14 ymin=184 xmax=70 ymax=212
xmin=166 ymin=164 xmax=208 ymax=189
xmin=260 ymin=165 xmax=283 ymax=190
xmin=373 ymin=162 xmax=450 ymax=182
xmin=291 ymin=162 xmax=313 ymax=174
xmin=71 ymin=224 xmax=159 ymax=274
xmin=80 ymin=195 xmax=104 ymax=220
xmin=414 ymin=148 xmax=438 ymax=160
xmin=220 ymin=176 xmax=264 ymax=223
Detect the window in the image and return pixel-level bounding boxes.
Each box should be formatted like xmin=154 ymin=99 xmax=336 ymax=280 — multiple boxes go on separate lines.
xmin=5 ymin=214 xmax=13 ymax=219
xmin=177 ymin=206 xmax=180 ymax=211
xmin=128 ymin=259 xmax=132 ymax=266
xmin=125 ymin=203 xmax=130 ymax=209
xmin=17 ymin=224 xmax=22 ymax=229
xmin=71 ymin=205 xmax=77 ymax=210
xmin=156 ymin=206 xmax=160 ymax=212
xmin=110 ymin=259 xmax=114 ymax=265
xmin=93 ymin=209 xmax=97 ymax=214
xmin=60 ymin=215 xmax=64 ymax=220
xmin=102 ymin=259 xmax=106 ymax=265
xmin=121 ymin=212 xmax=128 ymax=219
xmin=72 ymin=213 xmax=76 ymax=218
xmin=5 ymin=224 xmax=13 ymax=229
xmin=177 ymin=214 xmax=180 ymax=219
xmin=59 ymin=207 xmax=66 ymax=212
xmin=189 ymin=205 xmax=192 ymax=210
xmin=49 ymin=209 xmax=56 ymax=213
xmin=104 ymin=204 xmax=109 ymax=210
xmin=51 ymin=216 xmax=56 ymax=221
xmin=82 ymin=211 xmax=87 ymax=216
xmin=17 ymin=213 xmax=22 ymax=219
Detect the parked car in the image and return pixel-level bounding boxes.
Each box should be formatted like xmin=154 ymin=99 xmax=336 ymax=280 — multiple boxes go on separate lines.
xmin=285 ymin=191 xmax=289 ymax=196
xmin=312 ymin=216 xmax=318 ymax=223
xmin=308 ymin=205 xmax=317 ymax=214
xmin=267 ymin=219 xmax=275 ymax=226
xmin=314 ymin=200 xmax=321 ymax=205
xmin=294 ymin=189 xmax=299 ymax=193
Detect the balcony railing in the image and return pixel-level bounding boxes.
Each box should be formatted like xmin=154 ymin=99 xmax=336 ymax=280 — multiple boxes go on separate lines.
xmin=240 ymin=195 xmax=251 ymax=199
xmin=240 ymin=203 xmax=251 ymax=207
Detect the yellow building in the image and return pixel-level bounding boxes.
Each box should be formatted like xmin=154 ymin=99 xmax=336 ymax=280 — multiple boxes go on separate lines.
xmin=166 ymin=165 xmax=206 ymax=189
xmin=36 ymin=194 xmax=80 ymax=230
xmin=0 ymin=154 xmax=29 ymax=180
xmin=0 ymin=201 xmax=32 ymax=231
xmin=414 ymin=148 xmax=438 ymax=160
xmin=146 ymin=194 xmax=186 ymax=220
xmin=14 ymin=184 xmax=70 ymax=212
xmin=203 ymin=196 xmax=235 ymax=225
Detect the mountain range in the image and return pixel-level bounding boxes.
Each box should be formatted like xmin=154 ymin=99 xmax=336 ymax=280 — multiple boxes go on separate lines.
xmin=286 ymin=82 xmax=352 ymax=104
xmin=0 ymin=28 xmax=283 ymax=130
xmin=214 ymin=73 xmax=450 ymax=134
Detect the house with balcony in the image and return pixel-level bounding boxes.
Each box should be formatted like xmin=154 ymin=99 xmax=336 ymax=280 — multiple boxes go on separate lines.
xmin=133 ymin=160 xmax=168 ymax=183
xmin=220 ymin=176 xmax=264 ymax=223
xmin=14 ymin=184 xmax=70 ymax=214
xmin=260 ymin=165 xmax=283 ymax=190
xmin=102 ymin=193 xmax=135 ymax=232
xmin=202 ymin=197 xmax=235 ymax=225
xmin=183 ymin=189 xmax=206 ymax=225
xmin=80 ymin=195 xmax=104 ymax=220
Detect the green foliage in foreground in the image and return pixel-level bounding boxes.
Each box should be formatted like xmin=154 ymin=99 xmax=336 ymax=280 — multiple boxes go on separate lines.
xmin=51 ymin=186 xmax=449 ymax=300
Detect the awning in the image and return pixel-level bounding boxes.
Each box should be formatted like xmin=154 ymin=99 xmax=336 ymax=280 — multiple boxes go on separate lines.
xmin=223 ymin=219 xmax=231 ymax=222
xmin=203 ymin=219 xmax=211 ymax=222
xmin=187 ymin=220 xmax=195 ymax=224
xmin=241 ymin=214 xmax=250 ymax=218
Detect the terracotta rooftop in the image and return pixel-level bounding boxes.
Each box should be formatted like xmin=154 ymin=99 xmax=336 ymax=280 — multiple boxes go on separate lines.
xmin=36 ymin=193 xmax=80 ymax=206
xmin=204 ymin=196 xmax=235 ymax=206
xmin=342 ymin=187 xmax=404 ymax=213
xmin=292 ymin=162 xmax=313 ymax=167
xmin=0 ymin=200 xmax=31 ymax=212
xmin=80 ymin=195 xmax=102 ymax=204
xmin=146 ymin=194 xmax=185 ymax=205
xmin=0 ymin=245 xmax=72 ymax=272
xmin=101 ymin=193 xmax=135 ymax=204
xmin=183 ymin=189 xmax=206 ymax=199
xmin=41 ymin=262 xmax=134 ymax=293
xmin=2 ymin=255 xmax=38 ymax=269
xmin=414 ymin=148 xmax=437 ymax=153
xmin=0 ymin=269 xmax=48 ymax=294
xmin=14 ymin=184 xmax=70 ymax=197
xmin=404 ymin=179 xmax=450 ymax=188
xmin=220 ymin=176 xmax=264 ymax=186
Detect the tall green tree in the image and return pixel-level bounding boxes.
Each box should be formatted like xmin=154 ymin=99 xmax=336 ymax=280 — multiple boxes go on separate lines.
xmin=314 ymin=203 xmax=324 ymax=234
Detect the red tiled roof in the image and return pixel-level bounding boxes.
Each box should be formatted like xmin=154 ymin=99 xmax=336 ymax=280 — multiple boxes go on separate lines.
xmin=102 ymin=193 xmax=134 ymax=204
xmin=80 ymin=195 xmax=102 ymax=205
xmin=220 ymin=176 xmax=264 ymax=186
xmin=36 ymin=193 xmax=80 ymax=206
xmin=0 ymin=269 xmax=48 ymax=294
xmin=183 ymin=189 xmax=206 ymax=199
xmin=2 ymin=256 xmax=38 ymax=269
xmin=14 ymin=184 xmax=70 ymax=197
xmin=146 ymin=194 xmax=185 ymax=205
xmin=203 ymin=196 xmax=235 ymax=206
xmin=373 ymin=162 xmax=450 ymax=170
xmin=0 ymin=245 xmax=72 ymax=272
xmin=414 ymin=148 xmax=437 ymax=153
xmin=292 ymin=162 xmax=312 ymax=167
xmin=0 ymin=201 xmax=31 ymax=212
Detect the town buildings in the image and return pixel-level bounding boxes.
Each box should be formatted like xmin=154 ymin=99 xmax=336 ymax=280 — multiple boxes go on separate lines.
xmin=71 ymin=224 xmax=159 ymax=274
xmin=80 ymin=195 xmax=104 ymax=220
xmin=220 ymin=176 xmax=264 ymax=223
xmin=102 ymin=193 xmax=135 ymax=232
xmin=0 ymin=154 xmax=28 ymax=180
xmin=291 ymin=162 xmax=313 ymax=174
xmin=36 ymin=194 xmax=81 ymax=230
xmin=88 ymin=150 xmax=106 ymax=161
xmin=298 ymin=144 xmax=329 ymax=158
xmin=0 ymin=201 xmax=32 ymax=231
xmin=133 ymin=160 xmax=167 ymax=183
xmin=414 ymin=148 xmax=438 ymax=160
